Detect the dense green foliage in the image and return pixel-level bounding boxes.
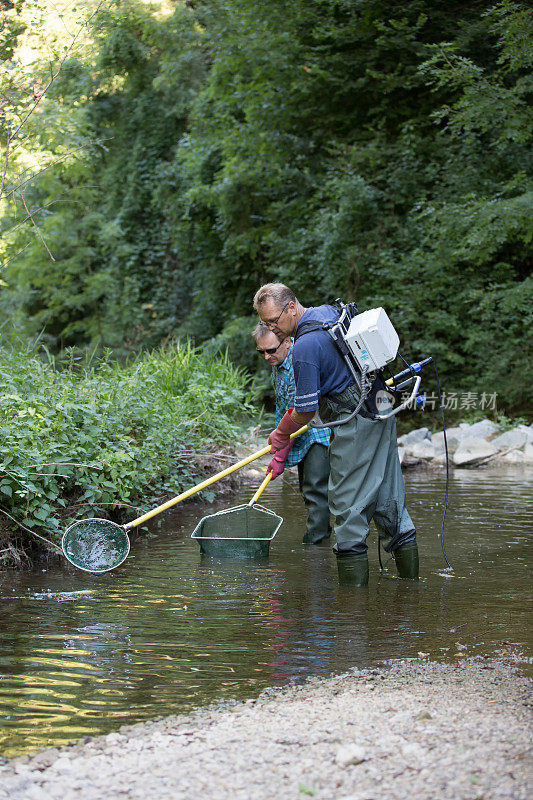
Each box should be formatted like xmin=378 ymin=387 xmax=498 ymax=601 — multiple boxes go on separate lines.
xmin=1 ymin=0 xmax=532 ymax=410
xmin=0 ymin=341 xmax=250 ymax=559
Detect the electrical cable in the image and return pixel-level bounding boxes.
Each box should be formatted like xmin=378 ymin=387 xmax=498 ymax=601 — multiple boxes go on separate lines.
xmin=397 ymin=350 xmax=411 ymax=368
xmin=309 ymin=365 xmax=371 ymax=429
xmin=433 ymin=359 xmax=453 ymax=571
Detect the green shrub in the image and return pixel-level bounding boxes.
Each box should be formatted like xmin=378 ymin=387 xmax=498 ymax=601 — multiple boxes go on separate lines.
xmin=0 ymin=341 xmax=251 ymax=545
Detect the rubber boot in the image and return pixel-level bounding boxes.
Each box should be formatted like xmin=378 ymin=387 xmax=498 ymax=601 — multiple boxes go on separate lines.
xmin=337 ymin=554 xmax=369 ymax=587
xmin=393 ymin=541 xmax=419 ymax=580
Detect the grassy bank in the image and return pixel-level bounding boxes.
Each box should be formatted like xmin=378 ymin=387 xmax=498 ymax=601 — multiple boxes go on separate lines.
xmin=0 ymin=342 xmax=252 ymax=567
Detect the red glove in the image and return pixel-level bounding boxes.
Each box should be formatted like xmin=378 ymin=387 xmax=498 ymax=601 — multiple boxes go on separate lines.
xmin=267 ymin=443 xmax=292 ymax=480
xmin=268 ymin=410 xmax=301 ymax=453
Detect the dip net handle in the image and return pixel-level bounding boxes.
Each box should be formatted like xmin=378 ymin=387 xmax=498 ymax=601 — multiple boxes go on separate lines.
xmin=126 ymin=426 xmax=308 ymax=531
xmin=247 ymin=473 xmax=272 ymax=507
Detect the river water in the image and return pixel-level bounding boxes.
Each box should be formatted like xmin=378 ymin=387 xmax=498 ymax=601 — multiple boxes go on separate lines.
xmin=0 ymin=465 xmax=531 ymax=757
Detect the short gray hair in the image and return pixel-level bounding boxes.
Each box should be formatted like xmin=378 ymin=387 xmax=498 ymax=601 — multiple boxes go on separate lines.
xmin=251 ymin=321 xmax=272 ymax=342
xmin=253 ymin=282 xmax=297 ymax=311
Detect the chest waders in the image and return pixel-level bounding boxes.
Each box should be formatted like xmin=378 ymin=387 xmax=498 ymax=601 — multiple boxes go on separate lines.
xmin=294 ymin=309 xmax=419 ymax=585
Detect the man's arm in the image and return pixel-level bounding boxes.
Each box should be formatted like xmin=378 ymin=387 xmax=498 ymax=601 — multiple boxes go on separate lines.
xmin=266 ymin=408 xmax=316 ymax=480
xmin=268 ymin=409 xmax=314 ymax=448
xmin=290 ymin=410 xmax=315 ymax=428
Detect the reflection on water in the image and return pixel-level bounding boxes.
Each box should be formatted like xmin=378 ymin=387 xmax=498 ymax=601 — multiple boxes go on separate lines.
xmin=1 ymin=465 xmax=531 ymax=757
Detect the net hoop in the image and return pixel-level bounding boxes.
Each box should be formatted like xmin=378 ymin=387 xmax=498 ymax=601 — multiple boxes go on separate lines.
xmin=191 ymin=503 xmax=283 ymax=541
xmin=62 ymin=518 xmax=130 ymax=574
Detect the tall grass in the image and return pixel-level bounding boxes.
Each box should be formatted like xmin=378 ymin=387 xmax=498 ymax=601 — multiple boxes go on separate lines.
xmin=0 ymin=341 xmax=252 ymax=552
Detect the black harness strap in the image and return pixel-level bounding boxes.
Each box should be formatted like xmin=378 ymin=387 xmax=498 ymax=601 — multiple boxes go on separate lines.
xmin=293 ymin=320 xmax=328 ymax=341
xmin=294 ymin=318 xmax=386 ymax=419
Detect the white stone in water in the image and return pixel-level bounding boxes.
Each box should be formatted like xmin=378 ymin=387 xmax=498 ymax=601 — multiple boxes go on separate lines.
xmin=516 ymin=424 xmax=533 ymax=444
xmin=523 ymin=443 xmax=533 ymax=463
xmin=397 ymin=446 xmax=405 ymax=465
xmin=467 ymin=419 xmax=499 ymax=438
xmin=335 ymin=744 xmax=366 ymax=767
xmin=453 ymin=438 xmax=498 ymax=466
xmin=398 ymin=427 xmax=430 ymax=446
xmin=499 ymin=450 xmax=526 ymax=463
xmin=407 ymin=441 xmax=438 ymax=460
xmin=431 ymin=428 xmax=463 ymax=454
xmin=491 ymin=429 xmax=528 ymax=451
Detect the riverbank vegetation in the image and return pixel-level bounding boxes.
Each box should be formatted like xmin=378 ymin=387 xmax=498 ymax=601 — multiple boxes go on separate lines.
xmin=0 ymin=343 xmax=251 ymax=567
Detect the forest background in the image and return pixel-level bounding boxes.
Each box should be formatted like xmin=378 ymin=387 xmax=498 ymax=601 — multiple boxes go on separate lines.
xmin=1 ymin=0 xmax=531 ymax=408
xmin=0 ymin=0 xmax=531 ymax=559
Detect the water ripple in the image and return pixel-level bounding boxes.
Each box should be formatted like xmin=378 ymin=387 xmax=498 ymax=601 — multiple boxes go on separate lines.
xmin=0 ymin=466 xmax=531 ymax=757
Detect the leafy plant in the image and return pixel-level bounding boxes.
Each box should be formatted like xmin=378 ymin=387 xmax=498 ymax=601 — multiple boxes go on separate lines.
xmin=0 ymin=340 xmax=251 ymax=546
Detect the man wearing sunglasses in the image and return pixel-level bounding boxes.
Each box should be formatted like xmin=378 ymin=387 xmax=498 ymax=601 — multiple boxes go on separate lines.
xmin=253 ymin=282 xmax=418 ymax=586
xmin=252 ymin=322 xmax=331 ymax=545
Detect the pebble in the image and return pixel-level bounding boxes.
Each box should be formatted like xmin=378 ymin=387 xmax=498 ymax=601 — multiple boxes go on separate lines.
xmin=50 ymin=758 xmax=74 ymax=773
xmin=105 ymin=733 xmax=122 ymax=744
xmin=335 ymin=744 xmax=366 ymax=767
xmin=414 ymin=711 xmax=433 ymax=720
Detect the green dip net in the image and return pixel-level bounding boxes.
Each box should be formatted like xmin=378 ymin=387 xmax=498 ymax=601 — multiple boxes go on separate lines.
xmin=62 ymin=518 xmax=130 ymax=573
xmin=191 ymin=504 xmax=282 ymax=558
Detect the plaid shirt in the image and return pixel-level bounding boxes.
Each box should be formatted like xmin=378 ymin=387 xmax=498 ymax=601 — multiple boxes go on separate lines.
xmin=271 ymin=345 xmax=330 ymax=468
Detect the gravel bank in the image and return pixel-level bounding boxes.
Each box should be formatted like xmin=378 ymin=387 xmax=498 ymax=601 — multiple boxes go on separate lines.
xmin=2 ymin=657 xmax=530 ymax=800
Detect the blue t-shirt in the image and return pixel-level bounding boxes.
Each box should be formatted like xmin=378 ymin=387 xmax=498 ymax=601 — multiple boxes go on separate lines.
xmin=292 ymin=305 xmax=354 ymax=412
xmin=271 ymin=345 xmax=330 ymax=467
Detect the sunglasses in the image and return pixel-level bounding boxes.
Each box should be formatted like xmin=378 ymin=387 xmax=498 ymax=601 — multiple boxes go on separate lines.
xmin=257 ymin=340 xmax=285 ymax=355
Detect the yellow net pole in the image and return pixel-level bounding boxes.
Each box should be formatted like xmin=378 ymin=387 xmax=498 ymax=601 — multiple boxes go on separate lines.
xmin=125 ymin=426 xmax=308 ymax=530
xmin=247 ymin=473 xmax=273 ymax=507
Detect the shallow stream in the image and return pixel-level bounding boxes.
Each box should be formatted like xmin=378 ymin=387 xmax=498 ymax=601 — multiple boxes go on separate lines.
xmin=1 ymin=465 xmax=531 ymax=757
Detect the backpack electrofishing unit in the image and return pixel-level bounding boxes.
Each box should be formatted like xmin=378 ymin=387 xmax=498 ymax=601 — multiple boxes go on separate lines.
xmin=297 ymin=299 xmax=435 ymax=425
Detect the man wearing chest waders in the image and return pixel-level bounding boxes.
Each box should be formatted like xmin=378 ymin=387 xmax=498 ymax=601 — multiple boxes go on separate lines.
xmin=253 ymin=282 xmax=418 ymax=586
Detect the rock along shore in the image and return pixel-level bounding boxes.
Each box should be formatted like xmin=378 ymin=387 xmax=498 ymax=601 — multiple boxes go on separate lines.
xmin=240 ymin=419 xmax=533 ymax=481
xmin=398 ymin=420 xmax=533 ymax=469
xmin=2 ymin=657 xmax=530 ymax=800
